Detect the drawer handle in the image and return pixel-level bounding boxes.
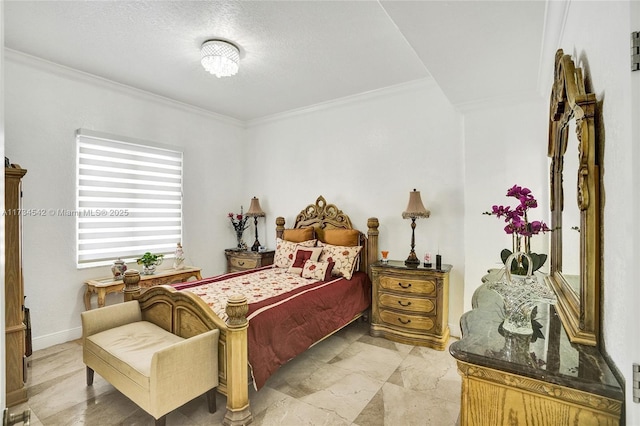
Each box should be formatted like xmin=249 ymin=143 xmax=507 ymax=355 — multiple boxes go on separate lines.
xmin=398 ymin=282 xmax=412 ymax=289
xmin=398 ymin=300 xmax=412 ymax=307
xmin=397 ymin=318 xmax=411 ymax=325
xmin=238 ymin=261 xmax=245 ymax=266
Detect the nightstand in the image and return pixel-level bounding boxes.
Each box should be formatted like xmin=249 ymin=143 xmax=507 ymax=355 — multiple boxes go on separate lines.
xmin=225 ymin=249 xmax=275 ymax=273
xmin=370 ymin=260 xmax=451 ymax=350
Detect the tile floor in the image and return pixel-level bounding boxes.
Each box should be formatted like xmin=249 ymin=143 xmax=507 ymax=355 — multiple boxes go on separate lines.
xmin=10 ymin=320 xmax=461 ymax=425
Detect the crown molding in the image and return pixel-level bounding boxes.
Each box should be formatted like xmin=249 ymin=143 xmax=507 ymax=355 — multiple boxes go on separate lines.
xmin=4 ymin=48 xmax=244 ymax=128
xmin=454 ymin=89 xmax=545 ymax=114
xmin=245 ymin=78 xmax=438 ymax=128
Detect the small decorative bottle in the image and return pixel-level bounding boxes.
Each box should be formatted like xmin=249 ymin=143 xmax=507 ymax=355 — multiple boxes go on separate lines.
xmin=423 ymin=252 xmax=432 ymax=268
xmin=173 ymin=243 xmax=185 ymax=270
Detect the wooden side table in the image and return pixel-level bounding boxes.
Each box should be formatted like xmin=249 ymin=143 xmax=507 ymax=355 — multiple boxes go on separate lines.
xmin=224 ymin=249 xmax=275 ymax=273
xmin=84 ymin=266 xmax=202 ymax=310
xmin=370 ymin=260 xmax=451 ymax=350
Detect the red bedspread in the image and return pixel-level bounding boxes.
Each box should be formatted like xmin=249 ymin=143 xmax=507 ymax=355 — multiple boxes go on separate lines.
xmin=172 ymin=267 xmax=371 ymax=389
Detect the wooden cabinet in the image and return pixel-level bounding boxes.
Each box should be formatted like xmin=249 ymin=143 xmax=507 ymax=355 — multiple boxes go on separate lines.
xmin=224 ymin=249 xmax=275 ymax=273
xmin=455 ymin=361 xmax=621 ymax=425
xmin=370 ymin=260 xmax=451 ymax=350
xmin=5 ymin=167 xmax=28 ymax=406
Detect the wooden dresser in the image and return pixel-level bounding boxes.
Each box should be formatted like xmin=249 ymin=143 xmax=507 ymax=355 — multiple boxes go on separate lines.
xmin=5 ymin=166 xmax=28 ymax=406
xmin=449 ymin=270 xmax=623 ymax=425
xmin=370 ymin=261 xmax=451 ymax=350
xmin=224 ymin=249 xmax=275 ymax=273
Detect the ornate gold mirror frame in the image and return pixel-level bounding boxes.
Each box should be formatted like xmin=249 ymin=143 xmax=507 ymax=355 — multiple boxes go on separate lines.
xmin=546 ymin=49 xmax=599 ymax=346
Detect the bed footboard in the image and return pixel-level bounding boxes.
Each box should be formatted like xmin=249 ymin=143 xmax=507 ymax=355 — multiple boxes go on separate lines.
xmin=136 ymin=286 xmax=252 ymax=426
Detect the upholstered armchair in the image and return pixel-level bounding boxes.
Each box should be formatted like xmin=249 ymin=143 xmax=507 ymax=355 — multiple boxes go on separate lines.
xmin=81 ymin=301 xmax=219 ymax=426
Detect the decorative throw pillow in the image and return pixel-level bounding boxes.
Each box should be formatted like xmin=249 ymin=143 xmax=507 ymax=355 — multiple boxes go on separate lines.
xmin=318 ymin=244 xmax=362 ymax=280
xmin=321 ymin=229 xmax=360 ymax=247
xmin=301 ymin=260 xmax=335 ymax=281
xmin=282 ymin=227 xmax=315 ymax=243
xmin=274 ymin=238 xmax=317 ymax=268
xmin=287 ymin=246 xmax=323 ymax=275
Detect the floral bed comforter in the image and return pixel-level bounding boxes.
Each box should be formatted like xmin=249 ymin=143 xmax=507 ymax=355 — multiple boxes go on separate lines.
xmin=172 ymin=266 xmax=371 ymax=389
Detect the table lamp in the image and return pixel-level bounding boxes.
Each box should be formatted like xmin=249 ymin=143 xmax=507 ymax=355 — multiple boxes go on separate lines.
xmin=402 ymin=189 xmax=430 ymax=266
xmin=246 ymin=197 xmax=266 ymax=252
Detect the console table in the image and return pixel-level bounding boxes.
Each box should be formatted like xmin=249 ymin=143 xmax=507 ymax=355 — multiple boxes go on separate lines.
xmin=84 ymin=266 xmax=202 ymax=310
xmin=449 ymin=270 xmax=623 ymax=425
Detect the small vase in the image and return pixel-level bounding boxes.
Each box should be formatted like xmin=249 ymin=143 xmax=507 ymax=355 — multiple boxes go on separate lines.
xmin=509 ymin=235 xmax=531 ymax=272
xmin=111 ymin=258 xmax=127 ymax=280
xmin=143 ymin=264 xmax=156 ymax=275
xmin=236 ymin=231 xmax=247 ymax=250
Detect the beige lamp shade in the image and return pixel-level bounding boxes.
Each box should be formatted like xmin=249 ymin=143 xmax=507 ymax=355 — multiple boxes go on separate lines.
xmin=402 ymin=189 xmax=431 ymax=219
xmin=402 ymin=189 xmax=430 ymax=266
xmin=247 ymin=197 xmax=266 ymax=252
xmin=246 ymin=197 xmax=266 ymax=217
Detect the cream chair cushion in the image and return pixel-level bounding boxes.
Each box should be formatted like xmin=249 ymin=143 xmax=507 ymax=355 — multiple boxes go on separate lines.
xmin=82 ymin=301 xmax=219 ymax=423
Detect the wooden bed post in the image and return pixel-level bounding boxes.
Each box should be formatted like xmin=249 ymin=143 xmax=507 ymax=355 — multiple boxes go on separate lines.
xmin=275 ymin=216 xmax=285 ymax=240
xmin=223 ymin=295 xmax=252 ymax=426
xmin=122 ymin=269 xmax=141 ymax=301
xmin=367 ymin=217 xmax=379 ymax=277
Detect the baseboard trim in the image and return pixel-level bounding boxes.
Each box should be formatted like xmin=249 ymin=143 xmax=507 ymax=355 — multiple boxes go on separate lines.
xmin=32 ymin=327 xmax=82 ymax=352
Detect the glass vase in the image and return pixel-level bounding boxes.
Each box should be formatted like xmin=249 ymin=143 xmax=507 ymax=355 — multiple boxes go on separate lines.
xmin=236 ymin=230 xmax=247 ymax=250
xmin=511 ymin=235 xmax=531 ymax=271
xmin=143 ymin=264 xmax=156 ymax=275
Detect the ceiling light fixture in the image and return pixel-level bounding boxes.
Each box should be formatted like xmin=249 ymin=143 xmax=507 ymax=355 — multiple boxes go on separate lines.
xmin=200 ymin=39 xmax=240 ymax=78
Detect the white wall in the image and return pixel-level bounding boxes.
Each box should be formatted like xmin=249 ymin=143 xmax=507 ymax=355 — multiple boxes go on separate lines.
xmin=558 ymin=0 xmax=637 ymax=421
xmin=244 ymin=79 xmax=467 ymax=335
xmin=462 ymin=98 xmax=549 ymax=311
xmin=4 ymin=51 xmax=245 ymax=350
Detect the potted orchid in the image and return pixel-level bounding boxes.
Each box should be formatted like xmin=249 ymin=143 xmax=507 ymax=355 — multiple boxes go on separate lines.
xmin=484 ymin=184 xmax=551 ymax=275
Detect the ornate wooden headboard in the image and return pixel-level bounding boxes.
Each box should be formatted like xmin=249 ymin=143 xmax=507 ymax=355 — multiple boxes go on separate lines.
xmin=275 ymin=196 xmax=379 ymax=276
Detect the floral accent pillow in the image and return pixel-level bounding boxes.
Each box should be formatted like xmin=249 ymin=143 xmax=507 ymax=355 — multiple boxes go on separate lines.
xmin=287 ymin=246 xmax=323 ymax=275
xmin=318 ymin=244 xmax=362 ymax=280
xmin=274 ymin=238 xmax=317 ymax=268
xmin=301 ymin=260 xmax=335 ymax=281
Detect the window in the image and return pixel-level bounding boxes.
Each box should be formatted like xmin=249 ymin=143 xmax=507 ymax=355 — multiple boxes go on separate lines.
xmin=76 ymin=129 xmax=183 ymax=268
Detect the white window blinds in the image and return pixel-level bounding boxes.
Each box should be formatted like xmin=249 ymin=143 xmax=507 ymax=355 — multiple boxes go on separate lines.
xmin=76 ymin=129 xmax=183 ymax=268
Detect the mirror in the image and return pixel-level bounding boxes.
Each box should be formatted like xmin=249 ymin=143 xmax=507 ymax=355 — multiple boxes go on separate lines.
xmin=562 ymin=118 xmax=581 ymax=294
xmin=545 ymin=49 xmax=600 ymax=346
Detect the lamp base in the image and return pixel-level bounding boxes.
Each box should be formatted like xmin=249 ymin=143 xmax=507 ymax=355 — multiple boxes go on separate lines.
xmin=251 ymin=239 xmax=261 ymax=252
xmin=405 ymin=251 xmax=420 ymax=267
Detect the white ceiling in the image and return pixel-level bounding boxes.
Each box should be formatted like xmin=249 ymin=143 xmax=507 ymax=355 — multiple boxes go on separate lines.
xmin=4 ymin=1 xmax=548 ymax=122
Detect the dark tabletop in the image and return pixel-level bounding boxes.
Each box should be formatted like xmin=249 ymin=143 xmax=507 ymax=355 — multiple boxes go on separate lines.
xmin=449 ymin=270 xmax=623 ymax=400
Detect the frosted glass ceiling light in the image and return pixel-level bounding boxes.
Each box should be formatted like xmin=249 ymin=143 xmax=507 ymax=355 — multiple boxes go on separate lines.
xmin=200 ymin=40 xmax=240 ymax=78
